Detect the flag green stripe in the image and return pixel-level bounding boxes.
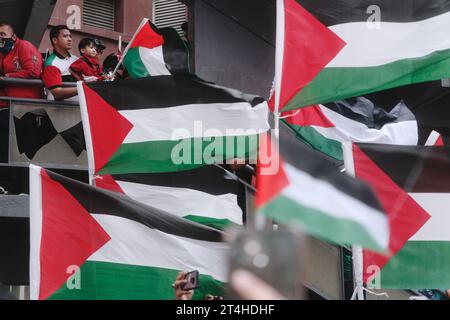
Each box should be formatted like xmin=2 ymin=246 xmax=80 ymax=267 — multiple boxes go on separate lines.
xmin=183 ymin=215 xmax=240 ymax=231
xmin=262 ymin=195 xmax=383 ymax=251
xmin=283 ymin=122 xmax=343 ymax=160
xmin=285 ymin=49 xmax=450 ymax=110
xmin=49 ymin=261 xmax=225 ymax=300
xmin=99 ymin=135 xmax=259 ymax=175
xmin=379 ymin=241 xmax=450 ymax=289
xmin=123 ymin=47 xmax=149 ymax=78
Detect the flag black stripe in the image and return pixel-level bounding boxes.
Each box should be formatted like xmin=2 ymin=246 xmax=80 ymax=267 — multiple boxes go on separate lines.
xmin=355 ymin=144 xmax=450 ymax=193
xmin=297 ymin=0 xmax=450 ymax=26
xmin=86 ymin=74 xmax=264 ymax=111
xmin=279 ymin=123 xmax=385 ymax=213
xmin=45 ymin=170 xmax=225 ymax=243
xmin=110 ymin=166 xmax=239 ymax=196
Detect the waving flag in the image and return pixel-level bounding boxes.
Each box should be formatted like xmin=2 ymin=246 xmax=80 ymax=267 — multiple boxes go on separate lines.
xmin=122 ymin=18 xmax=189 ymax=78
xmin=279 ymin=0 xmax=450 ymax=111
xmin=345 ymin=143 xmax=450 ymax=289
xmin=256 ymin=124 xmax=389 ymax=251
xmin=96 ymin=166 xmax=244 ymax=230
xmin=78 ymin=75 xmax=270 ymax=175
xmin=29 ymin=165 xmax=228 ymax=300
xmin=283 ymin=98 xmax=419 ymax=161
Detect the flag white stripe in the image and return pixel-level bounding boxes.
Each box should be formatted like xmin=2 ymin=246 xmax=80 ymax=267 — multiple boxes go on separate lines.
xmin=282 ymin=163 xmax=389 ymax=248
xmin=313 ymin=105 xmax=418 ymax=145
xmin=328 ymin=12 xmax=450 ymax=68
xmin=120 ymin=101 xmax=270 ymax=143
xmin=139 ymin=46 xmax=171 ymax=76
xmin=116 ymin=181 xmax=243 ymax=225
xmin=409 ymin=193 xmax=450 ymax=242
xmin=88 ymin=214 xmax=229 ymax=282
xmin=29 ymin=165 xmax=43 ymax=301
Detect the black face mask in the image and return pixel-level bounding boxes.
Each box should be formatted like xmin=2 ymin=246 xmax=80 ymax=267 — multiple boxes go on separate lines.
xmin=0 ymin=38 xmax=15 ymax=54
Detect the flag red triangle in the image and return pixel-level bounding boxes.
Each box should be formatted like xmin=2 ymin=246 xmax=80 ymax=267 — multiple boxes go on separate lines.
xmin=130 ymin=22 xmax=164 ymax=50
xmin=83 ymin=84 xmax=133 ymax=174
xmin=256 ymin=133 xmax=290 ymax=208
xmin=95 ymin=175 xmax=125 ymax=194
xmin=352 ymin=145 xmax=431 ymax=283
xmin=282 ymin=105 xmax=335 ymax=128
xmin=39 ymin=169 xmax=111 ymax=300
xmin=278 ymin=0 xmax=346 ymax=111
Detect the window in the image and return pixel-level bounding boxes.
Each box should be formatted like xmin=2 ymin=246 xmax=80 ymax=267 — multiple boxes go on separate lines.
xmin=153 ymin=0 xmax=187 ymax=37
xmin=83 ymin=0 xmax=116 ymax=31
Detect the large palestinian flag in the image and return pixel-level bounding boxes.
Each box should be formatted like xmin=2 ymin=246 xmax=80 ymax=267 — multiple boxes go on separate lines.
xmin=29 ymin=165 xmax=228 ymax=300
xmin=123 ymin=18 xmax=189 ymax=78
xmin=78 ymin=75 xmax=270 ymax=175
xmin=344 ymin=143 xmax=450 ymax=289
xmin=256 ymin=125 xmax=389 ymax=251
xmin=277 ymin=0 xmax=450 ymax=111
xmin=282 ymin=98 xmax=419 ymax=161
xmin=95 ymin=166 xmax=243 ymax=231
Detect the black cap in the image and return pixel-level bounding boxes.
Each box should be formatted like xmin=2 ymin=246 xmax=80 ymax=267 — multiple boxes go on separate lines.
xmin=94 ymin=38 xmax=106 ymax=51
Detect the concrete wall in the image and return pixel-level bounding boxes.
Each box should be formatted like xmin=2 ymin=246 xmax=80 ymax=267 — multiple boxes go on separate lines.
xmin=191 ymin=0 xmax=275 ymax=98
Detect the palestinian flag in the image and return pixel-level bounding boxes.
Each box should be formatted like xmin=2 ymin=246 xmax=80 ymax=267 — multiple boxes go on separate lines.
xmin=282 ymin=98 xmax=418 ymax=161
xmin=255 ymin=124 xmax=389 ymax=251
xmin=78 ymin=75 xmax=270 ymax=175
xmin=29 ymin=165 xmax=228 ymax=300
xmin=279 ymin=0 xmax=450 ymax=111
xmin=95 ymin=166 xmax=243 ymax=231
xmin=123 ymin=18 xmax=189 ymax=78
xmin=344 ymin=143 xmax=450 ymax=289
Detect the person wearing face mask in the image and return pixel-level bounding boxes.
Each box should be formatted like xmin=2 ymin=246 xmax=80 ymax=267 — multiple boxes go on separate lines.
xmin=0 ymin=23 xmax=43 ymax=102
xmin=0 ymin=23 xmax=43 ymax=163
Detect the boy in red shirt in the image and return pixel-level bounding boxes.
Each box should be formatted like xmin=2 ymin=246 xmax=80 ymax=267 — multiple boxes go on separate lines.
xmin=70 ymin=38 xmax=104 ymax=82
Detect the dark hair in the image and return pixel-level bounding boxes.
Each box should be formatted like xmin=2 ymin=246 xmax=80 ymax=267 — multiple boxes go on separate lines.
xmin=0 ymin=23 xmax=15 ymax=34
xmin=49 ymin=25 xmax=69 ymax=44
xmin=78 ymin=38 xmax=96 ymax=54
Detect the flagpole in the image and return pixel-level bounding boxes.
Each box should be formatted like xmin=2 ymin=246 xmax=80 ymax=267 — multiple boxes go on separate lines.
xmin=342 ymin=142 xmax=366 ymax=300
xmin=273 ymin=0 xmax=285 ymax=140
xmin=112 ymin=18 xmax=149 ymax=77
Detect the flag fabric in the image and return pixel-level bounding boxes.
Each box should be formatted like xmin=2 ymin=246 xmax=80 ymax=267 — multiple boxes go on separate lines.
xmin=280 ymin=0 xmax=450 ymax=111
xmin=78 ymin=74 xmax=270 ymax=175
xmin=282 ymin=98 xmax=419 ymax=161
xmin=255 ymin=124 xmax=389 ymax=251
xmin=95 ymin=166 xmax=243 ymax=231
xmin=29 ymin=165 xmax=228 ymax=300
xmin=272 ymin=0 xmax=346 ymax=112
xmin=123 ymin=19 xmax=189 ymax=78
xmin=344 ymin=143 xmax=450 ymax=289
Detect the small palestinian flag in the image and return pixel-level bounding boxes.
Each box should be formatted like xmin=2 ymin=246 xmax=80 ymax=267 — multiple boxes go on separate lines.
xmin=95 ymin=166 xmax=243 ymax=231
xmin=29 ymin=165 xmax=228 ymax=300
xmin=78 ymin=75 xmax=270 ymax=175
xmin=256 ymin=124 xmax=389 ymax=251
xmin=122 ymin=18 xmax=189 ymax=78
xmin=344 ymin=143 xmax=450 ymax=289
xmin=278 ymin=0 xmax=450 ymax=111
xmin=283 ymin=98 xmax=419 ymax=161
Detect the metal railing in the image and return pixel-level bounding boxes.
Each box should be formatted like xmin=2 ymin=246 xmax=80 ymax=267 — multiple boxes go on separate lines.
xmin=0 ymin=76 xmax=77 ymax=88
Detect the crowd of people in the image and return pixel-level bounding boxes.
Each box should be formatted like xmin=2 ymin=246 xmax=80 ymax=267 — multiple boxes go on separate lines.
xmin=0 ymin=23 xmax=125 ymax=162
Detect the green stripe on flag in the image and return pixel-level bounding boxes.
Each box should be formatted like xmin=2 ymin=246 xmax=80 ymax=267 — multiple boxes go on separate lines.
xmin=379 ymin=241 xmax=450 ymax=289
xmin=285 ymin=49 xmax=450 ymax=110
xmin=262 ymin=195 xmax=383 ymax=251
xmin=49 ymin=261 xmax=225 ymax=300
xmin=284 ymin=123 xmax=344 ymax=161
xmin=123 ymin=47 xmax=150 ymax=78
xmin=99 ymin=135 xmax=260 ymax=175
xmin=183 ymin=215 xmax=240 ymax=231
